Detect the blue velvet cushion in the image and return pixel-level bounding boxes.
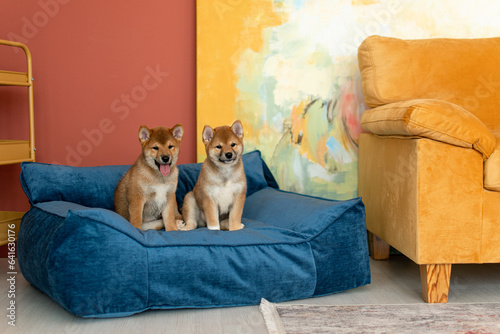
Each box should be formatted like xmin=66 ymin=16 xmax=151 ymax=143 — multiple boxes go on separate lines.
xmin=17 ymin=150 xmax=370 ymax=318
xmin=20 ymin=150 xmax=277 ymax=209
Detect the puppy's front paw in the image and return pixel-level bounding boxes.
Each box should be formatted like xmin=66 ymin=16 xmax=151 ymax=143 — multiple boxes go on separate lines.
xmin=229 ymin=222 xmax=245 ymax=231
xmin=176 ymin=219 xmax=186 ymax=230
xmin=178 ymin=219 xmax=197 ymax=231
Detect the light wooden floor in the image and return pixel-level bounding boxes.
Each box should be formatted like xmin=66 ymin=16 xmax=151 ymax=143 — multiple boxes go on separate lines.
xmin=1 ymin=256 xmax=499 ymax=334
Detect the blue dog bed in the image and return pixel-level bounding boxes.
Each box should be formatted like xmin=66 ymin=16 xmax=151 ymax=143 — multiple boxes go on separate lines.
xmin=17 ymin=151 xmax=370 ymax=318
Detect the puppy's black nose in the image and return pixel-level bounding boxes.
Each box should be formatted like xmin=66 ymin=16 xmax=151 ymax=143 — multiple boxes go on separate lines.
xmin=161 ymin=155 xmax=170 ymax=163
xmin=225 ymin=152 xmax=233 ymax=159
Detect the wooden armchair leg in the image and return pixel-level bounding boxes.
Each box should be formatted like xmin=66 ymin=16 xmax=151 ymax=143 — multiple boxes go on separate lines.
xmin=368 ymin=232 xmax=390 ymax=260
xmin=420 ymin=264 xmax=452 ymax=303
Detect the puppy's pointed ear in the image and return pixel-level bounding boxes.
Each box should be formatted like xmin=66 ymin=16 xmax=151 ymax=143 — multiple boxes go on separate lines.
xmin=232 ymin=120 xmax=243 ymax=138
xmin=171 ymin=124 xmax=183 ymax=141
xmin=202 ymin=125 xmax=214 ymax=143
xmin=139 ymin=126 xmax=151 ymax=143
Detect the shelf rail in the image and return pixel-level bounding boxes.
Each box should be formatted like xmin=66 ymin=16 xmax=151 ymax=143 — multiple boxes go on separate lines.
xmin=0 ymin=39 xmax=35 ymax=164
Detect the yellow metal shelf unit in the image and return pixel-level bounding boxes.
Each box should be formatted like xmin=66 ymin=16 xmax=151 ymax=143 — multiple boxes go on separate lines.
xmin=0 ymin=39 xmax=36 ymax=245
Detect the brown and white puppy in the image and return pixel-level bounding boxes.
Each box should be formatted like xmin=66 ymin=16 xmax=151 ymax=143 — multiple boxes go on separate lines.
xmin=181 ymin=120 xmax=246 ymax=231
xmin=114 ymin=124 xmax=183 ymax=231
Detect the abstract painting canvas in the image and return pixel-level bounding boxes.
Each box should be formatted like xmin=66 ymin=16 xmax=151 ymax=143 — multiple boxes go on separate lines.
xmin=197 ymin=0 xmax=500 ymax=200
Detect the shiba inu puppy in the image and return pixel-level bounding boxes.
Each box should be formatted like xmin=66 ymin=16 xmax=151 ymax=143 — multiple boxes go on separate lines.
xmin=181 ymin=120 xmax=246 ymax=231
xmin=114 ymin=124 xmax=184 ymax=231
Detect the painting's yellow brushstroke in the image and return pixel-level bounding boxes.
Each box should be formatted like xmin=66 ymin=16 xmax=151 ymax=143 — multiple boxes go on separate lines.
xmin=196 ymin=0 xmax=284 ymax=161
xmin=290 ymin=99 xmax=310 ymax=160
xmin=289 ymin=98 xmax=330 ymax=167
xmin=316 ymin=135 xmax=328 ymax=168
xmin=351 ymin=0 xmax=380 ymax=6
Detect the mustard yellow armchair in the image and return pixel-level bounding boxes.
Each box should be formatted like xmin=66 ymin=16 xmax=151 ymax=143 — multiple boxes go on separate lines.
xmin=357 ymin=36 xmax=500 ymax=303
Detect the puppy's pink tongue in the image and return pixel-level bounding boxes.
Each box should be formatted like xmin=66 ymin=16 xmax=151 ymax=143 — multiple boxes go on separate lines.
xmin=160 ymin=164 xmax=170 ymax=176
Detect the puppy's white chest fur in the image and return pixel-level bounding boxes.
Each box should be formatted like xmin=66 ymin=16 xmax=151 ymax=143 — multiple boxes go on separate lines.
xmin=143 ymin=183 xmax=174 ymax=221
xmin=208 ymin=180 xmax=244 ymax=214
xmin=151 ymin=184 xmax=171 ymax=204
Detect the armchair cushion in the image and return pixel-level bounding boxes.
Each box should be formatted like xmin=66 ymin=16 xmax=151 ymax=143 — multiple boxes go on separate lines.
xmin=358 ymin=35 xmax=500 ymax=131
xmin=361 ymin=99 xmax=496 ymax=159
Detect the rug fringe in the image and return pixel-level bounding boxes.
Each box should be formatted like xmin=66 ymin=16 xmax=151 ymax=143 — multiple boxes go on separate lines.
xmin=259 ymin=299 xmax=287 ymax=334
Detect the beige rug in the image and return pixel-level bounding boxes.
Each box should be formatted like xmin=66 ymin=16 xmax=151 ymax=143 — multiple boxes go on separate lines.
xmin=259 ymin=299 xmax=500 ymax=334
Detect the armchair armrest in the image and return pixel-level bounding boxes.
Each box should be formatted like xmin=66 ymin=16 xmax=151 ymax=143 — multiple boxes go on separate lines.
xmin=361 ymin=99 xmax=495 ymax=159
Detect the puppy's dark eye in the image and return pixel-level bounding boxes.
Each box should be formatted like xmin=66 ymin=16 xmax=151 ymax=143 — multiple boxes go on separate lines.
xmin=231 ymin=143 xmax=236 ymax=147
xmin=152 ymin=146 xmax=159 ymax=151
xmin=168 ymin=145 xmax=174 ymax=149
xmin=216 ymin=145 xmax=222 ymax=149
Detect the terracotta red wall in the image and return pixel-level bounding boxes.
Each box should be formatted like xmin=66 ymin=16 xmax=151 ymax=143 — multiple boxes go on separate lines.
xmin=0 ymin=0 xmax=197 ymax=213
